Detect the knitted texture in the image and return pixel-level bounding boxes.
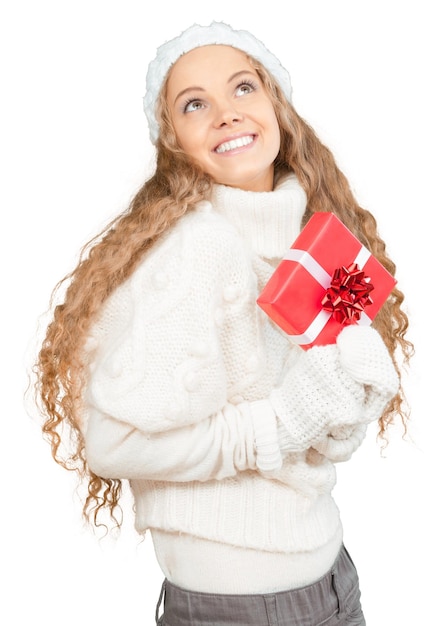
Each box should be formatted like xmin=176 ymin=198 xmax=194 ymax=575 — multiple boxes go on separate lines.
xmin=269 ymin=344 xmax=366 ymax=451
xmin=211 ymin=175 xmax=307 ymax=260
xmin=337 ymin=324 xmax=399 ymax=422
xmin=270 ymin=323 xmax=398 ymax=454
xmin=276 ymin=418 xmax=367 ymax=461
xmin=248 ymin=399 xmax=283 ymax=472
xmin=84 ymin=177 xmax=344 ymax=555
xmin=143 ymin=21 xmax=292 ymax=143
xmin=83 ymin=176 xmax=398 ymax=562
xmin=313 ymin=424 xmax=368 ymax=463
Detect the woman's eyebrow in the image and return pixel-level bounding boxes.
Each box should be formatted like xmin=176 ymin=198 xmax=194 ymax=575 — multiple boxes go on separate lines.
xmin=227 ymin=69 xmax=257 ymax=84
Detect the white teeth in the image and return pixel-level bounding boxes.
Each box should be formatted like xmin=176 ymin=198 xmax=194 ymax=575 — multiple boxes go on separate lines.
xmin=216 ymin=135 xmax=254 ymax=153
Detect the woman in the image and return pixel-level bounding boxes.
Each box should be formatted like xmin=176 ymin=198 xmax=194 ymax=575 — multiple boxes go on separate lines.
xmin=36 ymin=22 xmax=412 ymax=625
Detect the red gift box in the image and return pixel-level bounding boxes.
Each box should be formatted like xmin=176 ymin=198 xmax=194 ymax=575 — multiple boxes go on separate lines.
xmin=257 ymin=212 xmax=397 ymax=349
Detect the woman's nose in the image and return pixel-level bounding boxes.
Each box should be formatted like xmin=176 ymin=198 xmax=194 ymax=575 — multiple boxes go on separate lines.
xmin=213 ymin=101 xmax=244 ymax=127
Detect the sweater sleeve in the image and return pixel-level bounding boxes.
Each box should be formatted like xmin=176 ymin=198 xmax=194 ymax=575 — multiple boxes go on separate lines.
xmin=83 ymin=207 xmax=281 ymax=481
xmin=85 ymin=399 xmax=280 ymax=481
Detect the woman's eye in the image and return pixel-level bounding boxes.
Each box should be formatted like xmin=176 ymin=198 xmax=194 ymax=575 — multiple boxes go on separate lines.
xmin=183 ymin=99 xmax=204 ymax=113
xmin=236 ymin=82 xmax=256 ymax=97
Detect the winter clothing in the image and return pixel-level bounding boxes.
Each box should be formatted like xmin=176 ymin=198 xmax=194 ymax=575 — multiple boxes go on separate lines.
xmin=83 ymin=174 xmax=398 ymax=593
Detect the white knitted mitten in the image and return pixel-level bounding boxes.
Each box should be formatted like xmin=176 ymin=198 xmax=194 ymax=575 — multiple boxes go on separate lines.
xmin=337 ymin=324 xmax=399 ymax=423
xmin=269 ymin=343 xmax=366 ymax=451
xmin=313 ymin=423 xmax=368 ymax=462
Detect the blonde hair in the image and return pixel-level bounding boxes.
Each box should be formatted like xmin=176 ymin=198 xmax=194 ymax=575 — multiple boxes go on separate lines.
xmin=34 ymin=53 xmax=413 ymax=528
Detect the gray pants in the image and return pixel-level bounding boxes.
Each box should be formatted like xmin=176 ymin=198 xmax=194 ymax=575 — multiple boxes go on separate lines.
xmin=155 ymin=545 xmax=366 ymax=625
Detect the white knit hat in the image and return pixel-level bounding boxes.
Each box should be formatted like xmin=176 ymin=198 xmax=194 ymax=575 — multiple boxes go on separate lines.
xmin=143 ymin=21 xmax=292 ymax=144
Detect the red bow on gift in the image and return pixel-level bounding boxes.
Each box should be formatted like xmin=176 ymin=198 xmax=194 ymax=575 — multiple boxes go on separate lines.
xmin=321 ymin=262 xmax=374 ymax=325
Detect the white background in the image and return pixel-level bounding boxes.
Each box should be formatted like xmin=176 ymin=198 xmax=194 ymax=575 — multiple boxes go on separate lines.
xmin=1 ymin=1 xmax=439 ymax=624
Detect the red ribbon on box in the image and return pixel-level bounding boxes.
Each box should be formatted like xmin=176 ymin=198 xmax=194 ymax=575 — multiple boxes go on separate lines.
xmin=257 ymin=213 xmax=396 ymax=349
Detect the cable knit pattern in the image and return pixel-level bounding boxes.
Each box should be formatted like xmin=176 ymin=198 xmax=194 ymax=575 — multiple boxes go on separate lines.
xmin=83 ymin=175 xmax=372 ymax=560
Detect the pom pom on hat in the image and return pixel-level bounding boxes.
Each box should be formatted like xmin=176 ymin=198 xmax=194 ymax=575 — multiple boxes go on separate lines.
xmin=143 ymin=21 xmax=292 ymax=144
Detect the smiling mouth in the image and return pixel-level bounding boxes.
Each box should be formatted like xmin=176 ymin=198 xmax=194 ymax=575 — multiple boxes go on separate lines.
xmin=215 ymin=135 xmax=255 ymax=154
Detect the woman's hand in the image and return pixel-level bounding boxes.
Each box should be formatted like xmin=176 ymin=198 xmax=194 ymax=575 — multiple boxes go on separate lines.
xmin=270 ymin=325 xmax=399 ymax=452
xmin=337 ymin=324 xmax=399 ymax=423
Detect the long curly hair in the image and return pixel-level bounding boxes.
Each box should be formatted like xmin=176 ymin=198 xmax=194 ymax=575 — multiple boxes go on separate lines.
xmin=34 ymin=53 xmax=413 ymax=528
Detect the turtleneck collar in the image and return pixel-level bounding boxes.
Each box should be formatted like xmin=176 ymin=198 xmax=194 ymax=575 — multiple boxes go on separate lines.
xmin=210 ymin=174 xmax=307 ymax=261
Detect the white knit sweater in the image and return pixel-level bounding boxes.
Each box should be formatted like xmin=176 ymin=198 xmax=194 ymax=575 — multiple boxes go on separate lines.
xmin=83 ymin=175 xmax=367 ymax=592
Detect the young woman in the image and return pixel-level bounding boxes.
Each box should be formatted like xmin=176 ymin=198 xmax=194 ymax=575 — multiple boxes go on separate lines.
xmin=35 ymin=22 xmax=412 ymax=625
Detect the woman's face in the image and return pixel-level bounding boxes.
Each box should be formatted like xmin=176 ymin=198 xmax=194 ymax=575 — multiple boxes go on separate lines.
xmin=166 ymin=45 xmax=281 ymax=192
